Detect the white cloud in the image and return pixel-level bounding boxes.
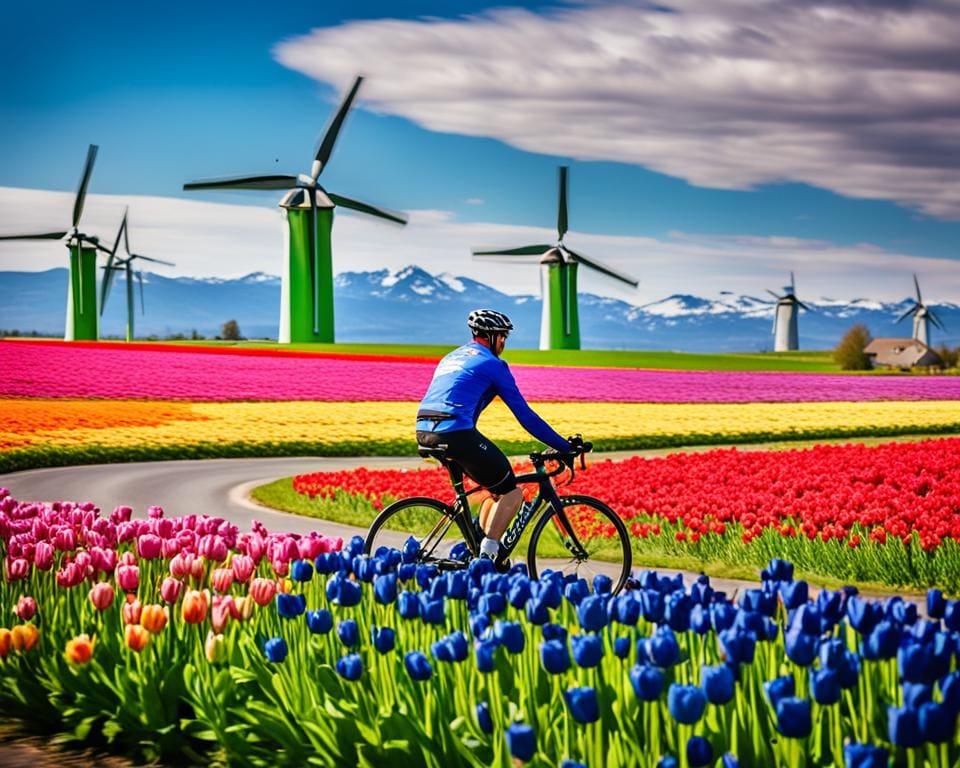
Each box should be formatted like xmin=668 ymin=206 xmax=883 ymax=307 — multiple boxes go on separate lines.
xmin=274 ymin=0 xmax=960 ymax=218
xmin=0 ymin=186 xmax=957 ymax=304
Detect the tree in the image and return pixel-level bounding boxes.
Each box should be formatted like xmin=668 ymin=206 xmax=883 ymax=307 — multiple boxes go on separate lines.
xmin=834 ymin=324 xmax=872 ymax=370
xmin=221 ymin=320 xmax=242 ymax=341
xmin=935 ymin=344 xmax=959 ymax=369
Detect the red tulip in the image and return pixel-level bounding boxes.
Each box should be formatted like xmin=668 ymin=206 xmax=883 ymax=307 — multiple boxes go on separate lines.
xmin=89 ymin=582 xmax=115 ymax=611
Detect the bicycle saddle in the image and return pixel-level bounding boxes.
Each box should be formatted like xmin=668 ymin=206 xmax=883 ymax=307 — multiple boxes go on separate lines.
xmin=417 ymin=444 xmax=449 ymax=461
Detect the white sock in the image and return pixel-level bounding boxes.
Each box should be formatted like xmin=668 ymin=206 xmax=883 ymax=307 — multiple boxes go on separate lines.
xmin=480 ymin=537 xmax=500 ymax=558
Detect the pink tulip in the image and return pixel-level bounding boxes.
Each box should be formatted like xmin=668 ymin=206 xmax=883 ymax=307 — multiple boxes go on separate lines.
xmin=160 ymin=577 xmax=184 ymax=605
xmin=271 ymin=558 xmax=289 ymax=578
xmin=6 ymin=558 xmax=29 ymax=581
xmin=116 ymin=564 xmax=140 ymax=592
xmin=211 ymin=568 xmax=234 ymax=594
xmin=137 ymin=534 xmax=163 ymax=560
xmin=110 ymin=505 xmax=133 ymax=524
xmin=74 ymin=550 xmax=93 ymax=578
xmin=190 ymin=556 xmax=205 ymax=582
xmin=162 ymin=538 xmax=181 ymax=558
xmin=91 ymin=547 xmax=117 ymax=574
xmin=231 ymin=554 xmax=255 ymax=583
xmin=33 ymin=541 xmax=55 ymax=571
xmin=169 ymin=552 xmax=193 ymax=579
xmin=210 ymin=595 xmax=236 ymax=634
xmin=54 ymin=527 xmax=77 ymax=552
xmin=122 ymin=597 xmax=142 ymax=625
xmin=245 ymin=534 xmax=267 ymax=564
xmin=56 ymin=562 xmax=83 ymax=588
xmin=118 ymin=551 xmax=137 ymax=567
xmin=199 ymin=534 xmax=228 ymax=562
xmin=156 ymin=518 xmax=174 ymax=539
xmin=15 ymin=596 xmax=37 ymax=621
xmin=248 ymin=577 xmax=277 ymax=607
xmin=89 ymin=582 xmax=115 ymax=611
xmin=147 ymin=505 xmax=164 ymax=519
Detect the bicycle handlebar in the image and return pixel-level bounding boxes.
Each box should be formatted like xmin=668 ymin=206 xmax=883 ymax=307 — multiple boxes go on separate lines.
xmin=528 ymin=434 xmax=593 ymax=484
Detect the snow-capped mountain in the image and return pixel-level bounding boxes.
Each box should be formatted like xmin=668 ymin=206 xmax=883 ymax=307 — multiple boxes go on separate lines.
xmin=1 ymin=266 xmax=957 ymax=352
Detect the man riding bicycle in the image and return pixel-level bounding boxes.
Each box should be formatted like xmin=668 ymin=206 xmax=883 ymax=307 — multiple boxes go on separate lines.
xmin=416 ymin=309 xmax=574 ymax=567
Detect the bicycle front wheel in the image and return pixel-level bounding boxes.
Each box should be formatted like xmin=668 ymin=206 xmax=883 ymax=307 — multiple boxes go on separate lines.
xmin=526 ymin=494 xmax=632 ymax=594
xmin=364 ymin=496 xmax=472 ymax=565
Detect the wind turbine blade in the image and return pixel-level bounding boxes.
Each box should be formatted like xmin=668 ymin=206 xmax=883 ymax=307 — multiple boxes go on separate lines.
xmin=929 ymin=309 xmax=947 ymax=331
xmin=557 ymin=166 xmax=568 ymax=241
xmin=790 ymin=271 xmax=796 ymax=294
xmin=100 ymin=264 xmax=116 ymax=315
xmin=122 ymin=208 xmax=131 ymax=255
xmin=565 ymin=249 xmax=639 ymax=287
xmin=797 ymin=300 xmax=813 ymax=312
xmin=114 ymin=208 xmax=129 ymax=255
xmin=72 ymin=144 xmax=98 ymax=228
xmin=183 ymin=174 xmax=298 ymax=191
xmin=766 ymin=289 xmax=783 ymax=301
xmin=327 ymin=192 xmax=407 ymax=225
xmin=914 ymin=273 xmax=922 ymax=304
xmin=473 ymin=245 xmax=551 ymax=257
xmin=0 ymin=231 xmax=68 ymax=240
xmin=131 ymin=254 xmax=175 ymax=266
xmin=896 ymin=305 xmax=918 ymax=324
xmin=313 ymin=76 xmax=363 ymax=178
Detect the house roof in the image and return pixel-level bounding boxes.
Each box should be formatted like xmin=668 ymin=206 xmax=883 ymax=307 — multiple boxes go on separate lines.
xmin=864 ymin=337 xmax=941 ymax=367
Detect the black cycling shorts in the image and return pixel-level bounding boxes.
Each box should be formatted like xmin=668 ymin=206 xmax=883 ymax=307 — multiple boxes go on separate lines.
xmin=416 ymin=428 xmax=517 ymax=496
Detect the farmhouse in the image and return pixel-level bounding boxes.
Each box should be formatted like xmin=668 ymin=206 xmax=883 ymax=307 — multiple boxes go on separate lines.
xmin=863 ymin=337 xmax=943 ymax=368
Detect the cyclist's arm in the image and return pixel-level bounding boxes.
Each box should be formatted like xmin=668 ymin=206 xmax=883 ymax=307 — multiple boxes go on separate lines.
xmin=491 ymin=362 xmax=571 ymax=453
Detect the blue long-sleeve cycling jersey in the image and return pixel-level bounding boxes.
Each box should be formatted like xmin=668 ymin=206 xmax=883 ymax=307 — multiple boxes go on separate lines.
xmin=417 ymin=341 xmax=571 ymax=453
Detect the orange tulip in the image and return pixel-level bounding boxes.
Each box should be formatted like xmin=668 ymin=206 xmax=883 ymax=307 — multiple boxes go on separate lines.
xmin=140 ymin=604 xmax=169 ymax=634
xmin=0 ymin=628 xmax=11 ymax=659
xmin=11 ymin=623 xmax=39 ymax=653
xmin=65 ymin=634 xmax=94 ymax=664
xmin=124 ymin=624 xmax=150 ymax=652
xmin=181 ymin=589 xmax=209 ymax=624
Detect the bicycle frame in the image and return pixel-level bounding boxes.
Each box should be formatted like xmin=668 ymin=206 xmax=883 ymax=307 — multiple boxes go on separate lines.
xmin=439 ymin=454 xmax=590 ymax=561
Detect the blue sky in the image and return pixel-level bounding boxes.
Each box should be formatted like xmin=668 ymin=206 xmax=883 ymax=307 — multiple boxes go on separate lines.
xmin=2 ymin=0 xmax=959 ymax=305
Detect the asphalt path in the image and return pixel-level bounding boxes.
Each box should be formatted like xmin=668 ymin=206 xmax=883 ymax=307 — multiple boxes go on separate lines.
xmin=0 ymin=455 xmax=919 ymax=601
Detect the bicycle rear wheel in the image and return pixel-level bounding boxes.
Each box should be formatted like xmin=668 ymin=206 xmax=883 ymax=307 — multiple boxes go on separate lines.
xmin=526 ymin=494 xmax=632 ymax=594
xmin=363 ymin=496 xmax=473 ymax=565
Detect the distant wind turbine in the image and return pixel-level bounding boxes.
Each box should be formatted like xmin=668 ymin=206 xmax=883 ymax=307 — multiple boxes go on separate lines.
xmin=472 ymin=166 xmax=638 ymax=350
xmin=896 ymin=274 xmax=945 ymax=346
xmin=768 ymin=272 xmax=811 ymax=351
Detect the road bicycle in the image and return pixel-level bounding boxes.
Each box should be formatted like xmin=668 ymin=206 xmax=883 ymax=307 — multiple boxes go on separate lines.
xmin=363 ymin=436 xmax=633 ymax=594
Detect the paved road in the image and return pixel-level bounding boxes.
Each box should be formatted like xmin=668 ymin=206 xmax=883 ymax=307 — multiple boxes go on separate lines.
xmin=0 ymin=456 xmax=919 ymax=601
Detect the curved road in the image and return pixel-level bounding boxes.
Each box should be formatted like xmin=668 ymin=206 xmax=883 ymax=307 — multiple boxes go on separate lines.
xmin=0 ymin=455 xmax=915 ymax=600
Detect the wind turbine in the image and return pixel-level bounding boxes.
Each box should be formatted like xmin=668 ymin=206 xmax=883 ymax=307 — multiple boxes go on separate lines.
xmin=100 ymin=209 xmax=175 ymax=342
xmin=183 ymin=76 xmax=407 ymax=344
xmin=768 ymin=272 xmax=811 ymax=351
xmin=473 ymin=166 xmax=638 ymax=350
xmin=896 ymin=274 xmax=945 ymax=347
xmin=0 ymin=144 xmax=110 ymax=340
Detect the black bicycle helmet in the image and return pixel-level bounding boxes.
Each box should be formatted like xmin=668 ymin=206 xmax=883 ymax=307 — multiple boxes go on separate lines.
xmin=467 ymin=309 xmax=514 ymax=336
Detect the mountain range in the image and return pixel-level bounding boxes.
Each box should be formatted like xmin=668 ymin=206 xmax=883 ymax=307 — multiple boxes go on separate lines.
xmin=1 ymin=266 xmax=957 ymax=352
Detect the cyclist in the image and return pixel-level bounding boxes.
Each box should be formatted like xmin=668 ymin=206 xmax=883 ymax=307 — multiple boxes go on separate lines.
xmin=416 ymin=309 xmax=573 ymax=566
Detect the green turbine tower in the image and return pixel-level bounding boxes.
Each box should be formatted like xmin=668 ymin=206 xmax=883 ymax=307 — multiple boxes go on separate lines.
xmin=100 ymin=209 xmax=175 ymax=342
xmin=473 ymin=166 xmax=638 ymax=350
xmin=0 ymin=144 xmax=111 ymax=340
xmin=184 ymin=76 xmax=407 ymax=343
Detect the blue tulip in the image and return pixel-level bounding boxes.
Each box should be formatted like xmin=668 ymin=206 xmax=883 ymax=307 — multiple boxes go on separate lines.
xmin=419 ymin=596 xmax=446 ymax=625
xmin=940 ymin=671 xmax=960 ymax=713
xmin=564 ymin=686 xmax=600 ymax=724
xmin=264 ymin=636 xmax=287 ymax=663
xmin=702 ymin=664 xmax=735 ymax=705
xmin=542 ymin=623 xmax=568 ymax=642
xmin=657 ymin=757 xmax=678 ymax=768
xmin=775 ymin=697 xmax=812 ymax=738
xmin=614 ymin=636 xmax=631 ymax=659
xmin=719 ymin=629 xmax=756 ymax=665
xmin=789 ymin=604 xmax=821 ymax=635
xmin=614 ymin=594 xmax=640 ymax=626
xmin=784 ymin=627 xmax=817 ymax=667
xmin=345 ymin=535 xmax=364 ymax=557
xmin=863 ymin=620 xmax=898 ymax=660
xmin=846 ymin=596 xmax=880 ymax=635
xmin=903 ymin=683 xmax=932 ymax=709
xmin=371 ymin=626 xmax=395 ymax=654
xmin=571 ymin=634 xmax=603 ymax=668
xmin=405 ymin=650 xmax=433 ymax=681
xmin=373 ymin=573 xmax=397 ymax=604
xmin=811 ymin=668 xmax=841 ymax=705
xmin=477 ymin=593 xmax=507 ymax=616
xmin=687 ymin=736 xmax=713 ymax=768
xmin=764 ymin=558 xmax=794 ymax=582
xmin=641 ymin=590 xmax=665 ymax=623
xmin=534 ymin=579 xmax=562 ymax=610
xmin=736 ymin=610 xmax=766 ymax=636
xmin=591 ymin=573 xmax=611 ymax=594
xmin=919 ymin=701 xmax=953 ymax=743
xmin=396 ymin=562 xmax=415 ymax=582
xmin=306 ymin=608 xmax=333 ymax=635
xmin=508 ymin=579 xmax=531 ymax=609
xmin=577 ymin=595 xmax=608 ymax=632
xmin=475 ymin=639 xmax=497 ymax=673
xmin=560 ymin=761 xmax=587 ymax=768
xmin=564 ymin=579 xmax=590 ymax=606
xmin=819 ymin=638 xmax=845 ymax=669
xmin=443 ymin=570 xmax=467 ymax=600
xmin=740 ymin=589 xmax=776 ymax=617
xmin=290 ymin=559 xmax=313 ymax=582
xmin=888 ymin=705 xmax=922 ymax=748
xmin=660 ymin=573 xmax=684 ymax=593
xmin=507 ymin=723 xmax=536 ymax=761
xmin=336 ymin=653 xmax=363 ymax=681
xmin=690 ymin=605 xmax=711 ymax=635
xmin=276 ymin=592 xmax=306 ymax=619
xmin=494 ymin=620 xmax=525 ymax=654
xmin=780 ymin=580 xmax=809 ymax=610
xmin=666 ymin=592 xmax=692 ymax=632
xmin=337 ymin=619 xmax=359 ymax=648
xmin=336 ymin=578 xmax=362 ymax=607
xmin=397 ymin=590 xmax=420 ymax=620
xmin=722 ymin=753 xmax=740 ymax=768
xmin=927 ymin=588 xmax=946 ymax=619
xmin=837 ymin=651 xmax=860 ymax=689
xmin=431 ymin=630 xmax=468 ymax=663
xmin=764 ymin=675 xmax=796 ymax=708
xmin=314 ymin=552 xmax=333 ymax=575
xmin=646 ymin=626 xmax=681 ymax=667
xmin=353 ymin=556 xmax=376 ymax=583
xmin=525 ymin=596 xmax=550 ymax=625
xmin=470 ymin=613 xmax=491 ymax=638
xmin=899 ymin=642 xmax=929 ymax=683
xmin=476 ymin=702 xmax=493 ymax=734
xmin=843 ymin=743 xmax=888 ymax=768
xmin=909 ymin=619 xmax=939 ymax=644
xmin=668 ymin=684 xmax=706 ymax=724
xmin=630 ymin=664 xmax=665 ymax=702
xmin=540 ymin=639 xmax=571 ymax=674
xmin=690 ymin=581 xmax=714 ymax=607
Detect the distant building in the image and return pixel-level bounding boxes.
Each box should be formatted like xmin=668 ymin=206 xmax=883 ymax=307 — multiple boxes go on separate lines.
xmin=864 ymin=338 xmax=943 ymax=368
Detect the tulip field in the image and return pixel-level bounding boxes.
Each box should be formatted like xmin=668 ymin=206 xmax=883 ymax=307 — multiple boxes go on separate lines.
xmin=3 ymin=488 xmax=960 ymax=768
xmin=1 ymin=340 xmax=959 ymax=472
